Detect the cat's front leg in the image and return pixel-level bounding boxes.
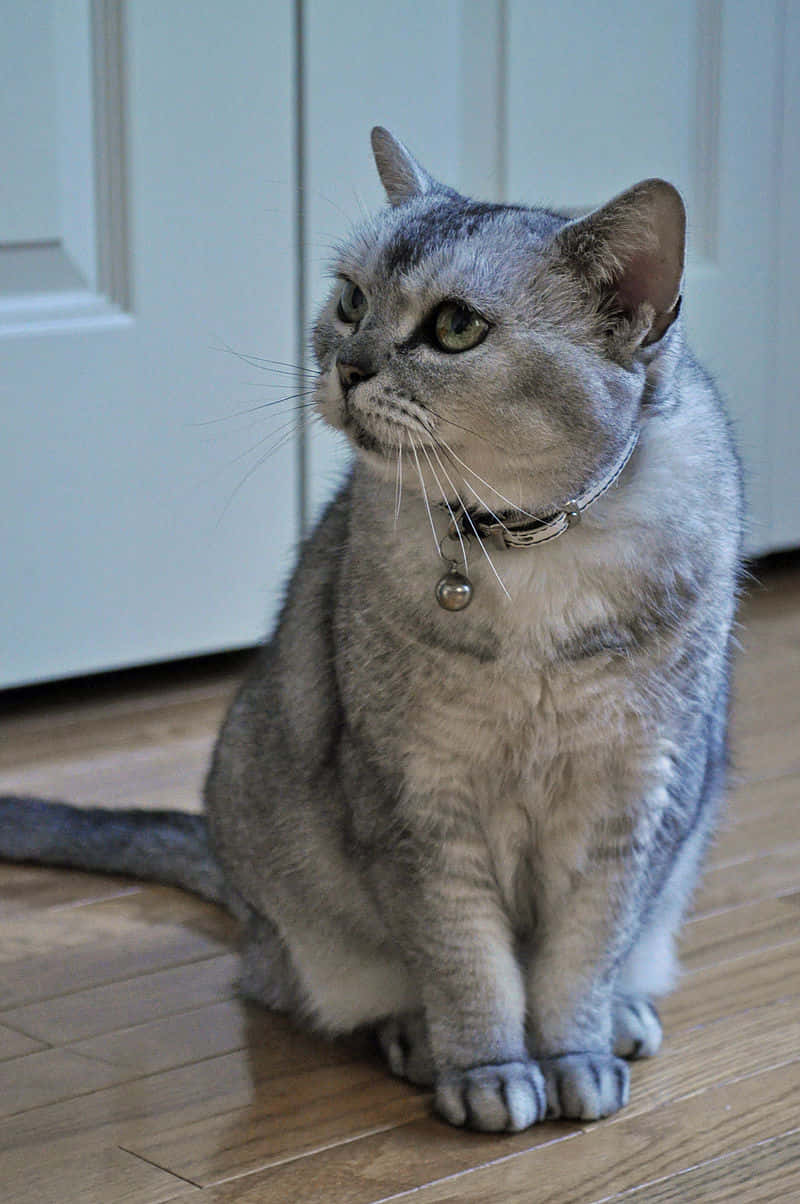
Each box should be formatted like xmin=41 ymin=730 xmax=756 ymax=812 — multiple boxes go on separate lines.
xmin=526 ymin=870 xmax=636 ymax=1122
xmin=377 ymin=850 xmax=546 ymax=1132
xmin=424 ymin=910 xmax=547 ymax=1132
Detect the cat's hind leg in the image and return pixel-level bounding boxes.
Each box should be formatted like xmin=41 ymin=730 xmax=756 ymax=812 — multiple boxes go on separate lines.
xmin=611 ymin=994 xmax=662 ymax=1059
xmin=614 ymin=815 xmax=711 ymax=1058
xmin=259 ymin=917 xmax=419 ymax=1036
xmin=240 ymin=912 xmax=436 ymax=1088
xmin=377 ymin=1012 xmax=435 ymax=1085
xmin=238 ymin=913 xmax=306 ymax=1013
xmin=613 ymin=816 xmax=712 ymax=1059
xmin=238 ymin=913 xmax=409 ymax=1028
xmin=245 ymin=914 xmax=435 ymax=1085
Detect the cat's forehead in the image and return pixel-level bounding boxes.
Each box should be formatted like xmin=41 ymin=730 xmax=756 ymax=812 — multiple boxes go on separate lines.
xmin=336 ymin=197 xmax=564 ymax=302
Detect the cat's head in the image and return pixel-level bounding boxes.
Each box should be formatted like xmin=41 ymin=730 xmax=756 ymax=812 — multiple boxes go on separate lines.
xmin=313 ymin=127 xmax=685 ymax=514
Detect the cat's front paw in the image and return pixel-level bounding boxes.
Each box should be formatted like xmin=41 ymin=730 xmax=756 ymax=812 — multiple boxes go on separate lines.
xmin=612 ymin=995 xmax=662 ymax=1059
xmin=542 ymin=1053 xmax=629 ymax=1120
xmin=435 ymin=1061 xmax=546 ymax=1132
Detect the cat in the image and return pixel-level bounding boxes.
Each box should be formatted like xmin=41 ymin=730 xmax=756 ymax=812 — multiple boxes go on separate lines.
xmin=0 ymin=127 xmax=742 ymax=1133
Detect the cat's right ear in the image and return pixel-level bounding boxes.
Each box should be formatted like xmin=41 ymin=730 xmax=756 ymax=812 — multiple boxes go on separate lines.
xmin=555 ymin=179 xmax=686 ymax=347
xmin=370 ymin=127 xmax=442 ymax=206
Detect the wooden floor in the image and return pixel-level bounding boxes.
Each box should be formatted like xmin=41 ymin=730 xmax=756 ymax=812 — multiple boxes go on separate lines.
xmin=1 ymin=559 xmax=799 ymax=1203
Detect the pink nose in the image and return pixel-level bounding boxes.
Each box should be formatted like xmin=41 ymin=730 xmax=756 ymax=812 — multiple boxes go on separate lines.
xmin=337 ymin=360 xmax=374 ymax=389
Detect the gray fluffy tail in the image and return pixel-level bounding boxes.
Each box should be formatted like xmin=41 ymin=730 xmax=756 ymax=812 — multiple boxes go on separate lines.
xmin=0 ymin=796 xmax=228 ymax=906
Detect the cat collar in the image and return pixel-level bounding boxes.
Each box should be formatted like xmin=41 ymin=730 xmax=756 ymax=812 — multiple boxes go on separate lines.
xmin=434 ymin=427 xmax=640 ymax=611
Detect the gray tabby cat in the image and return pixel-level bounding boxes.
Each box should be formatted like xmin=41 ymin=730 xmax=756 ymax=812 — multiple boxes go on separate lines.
xmin=0 ymin=128 xmax=742 ymax=1132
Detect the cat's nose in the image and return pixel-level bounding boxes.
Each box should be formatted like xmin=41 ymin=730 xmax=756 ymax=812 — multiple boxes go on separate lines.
xmin=337 ymin=359 xmax=375 ymax=389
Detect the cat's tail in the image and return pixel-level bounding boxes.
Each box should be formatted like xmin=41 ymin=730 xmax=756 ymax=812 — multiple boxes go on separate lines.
xmin=0 ymin=796 xmax=228 ymax=906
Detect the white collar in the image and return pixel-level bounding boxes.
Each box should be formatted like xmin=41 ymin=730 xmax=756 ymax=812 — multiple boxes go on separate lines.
xmin=449 ymin=426 xmax=640 ymax=550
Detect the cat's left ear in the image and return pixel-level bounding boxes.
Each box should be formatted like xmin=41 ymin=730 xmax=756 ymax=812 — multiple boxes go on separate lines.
xmin=555 ymin=179 xmax=686 ymax=347
xmin=371 ymin=127 xmax=447 ymax=206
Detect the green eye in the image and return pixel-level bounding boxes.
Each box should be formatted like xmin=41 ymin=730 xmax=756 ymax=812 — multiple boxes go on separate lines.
xmin=337 ymin=279 xmax=368 ymax=323
xmin=433 ymin=302 xmax=489 ymax=352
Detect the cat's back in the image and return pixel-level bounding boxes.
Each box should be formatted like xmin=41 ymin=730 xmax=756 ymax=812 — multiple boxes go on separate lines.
xmin=205 ymin=476 xmax=354 ymax=843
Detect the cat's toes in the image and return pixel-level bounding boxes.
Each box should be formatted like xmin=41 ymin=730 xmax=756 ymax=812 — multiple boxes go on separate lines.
xmin=435 ymin=1061 xmax=546 ymax=1132
xmin=542 ymin=1052 xmax=629 ymax=1120
xmin=612 ymin=995 xmax=662 ymax=1059
xmin=377 ymin=1013 xmax=435 ymax=1086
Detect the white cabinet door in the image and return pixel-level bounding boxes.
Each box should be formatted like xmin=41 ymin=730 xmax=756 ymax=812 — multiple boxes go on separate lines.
xmin=507 ymin=0 xmax=797 ymax=555
xmin=4 ymin=2 xmax=796 ymax=689
xmin=0 ymin=2 xmax=297 ymax=687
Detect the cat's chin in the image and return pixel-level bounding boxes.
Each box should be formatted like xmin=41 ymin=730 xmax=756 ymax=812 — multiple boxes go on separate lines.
xmin=342 ymin=413 xmax=386 ymax=456
xmin=341 ymin=410 xmax=417 ymax=469
xmin=322 ymin=401 xmax=403 ymax=474
xmin=341 ymin=421 xmax=414 ymax=483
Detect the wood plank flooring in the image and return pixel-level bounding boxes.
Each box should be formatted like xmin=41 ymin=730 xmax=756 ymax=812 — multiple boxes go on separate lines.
xmin=1 ymin=559 xmax=798 ymax=1203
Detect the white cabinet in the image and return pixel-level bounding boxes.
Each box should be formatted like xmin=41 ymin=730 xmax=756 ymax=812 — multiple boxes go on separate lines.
xmin=1 ymin=2 xmax=797 ymax=688
xmin=0 ymin=2 xmax=297 ymax=687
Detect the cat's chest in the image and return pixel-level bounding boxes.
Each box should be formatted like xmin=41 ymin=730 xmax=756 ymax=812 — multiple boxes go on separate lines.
xmin=407 ymin=643 xmax=640 ymax=801
xmin=408 ymin=563 xmax=642 ymax=744
xmin=399 ymin=597 xmax=653 ymax=921
xmin=396 ymin=529 xmax=651 ymax=767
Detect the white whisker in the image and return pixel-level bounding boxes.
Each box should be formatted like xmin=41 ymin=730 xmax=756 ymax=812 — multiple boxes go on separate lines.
xmin=458 ymin=475 xmax=510 ymax=530
xmin=436 ymin=435 xmax=538 ymax=519
xmin=420 ymin=442 xmax=468 ymax=573
xmin=394 ymin=441 xmax=404 ymax=528
xmin=459 ymin=505 xmax=512 ymax=602
xmin=408 ymin=434 xmax=440 ymax=557
xmin=428 ymin=441 xmax=469 ymax=511
xmin=429 ymin=443 xmax=511 ymax=601
xmin=433 ymin=440 xmax=511 ymax=531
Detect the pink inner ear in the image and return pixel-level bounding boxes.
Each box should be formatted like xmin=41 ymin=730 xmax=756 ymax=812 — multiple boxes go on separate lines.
xmin=616 ymin=249 xmax=676 ymax=315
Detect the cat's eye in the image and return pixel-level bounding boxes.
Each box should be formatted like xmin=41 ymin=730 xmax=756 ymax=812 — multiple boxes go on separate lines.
xmin=337 ymin=279 xmax=368 ymax=323
xmin=433 ymin=302 xmax=489 ymax=352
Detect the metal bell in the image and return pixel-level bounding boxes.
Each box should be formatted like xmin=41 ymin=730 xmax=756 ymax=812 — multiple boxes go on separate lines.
xmin=435 ymin=568 xmax=473 ymax=611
